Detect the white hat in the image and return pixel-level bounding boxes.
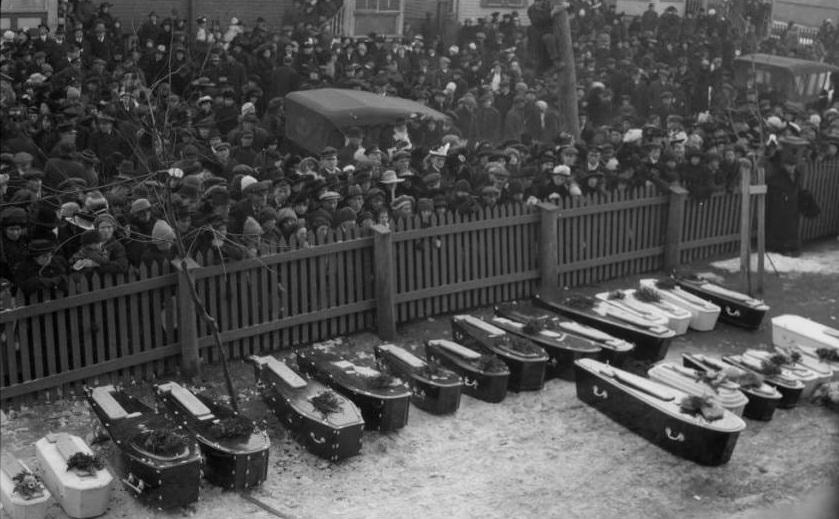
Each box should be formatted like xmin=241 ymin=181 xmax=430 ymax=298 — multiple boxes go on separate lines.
xmin=552 ymin=165 xmax=571 ymax=176
xmin=766 ymin=115 xmax=786 ymax=130
xmin=429 ymin=143 xmax=450 ymax=157
xmin=198 ymin=95 xmax=213 ymax=104
xmin=240 ymin=175 xmax=258 ymax=192
xmin=623 ymin=128 xmax=643 ymax=143
xmin=241 ymin=102 xmax=256 ymax=116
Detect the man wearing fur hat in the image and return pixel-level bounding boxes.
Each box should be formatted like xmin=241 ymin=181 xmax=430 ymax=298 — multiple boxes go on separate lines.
xmin=14 ymin=239 xmax=68 ymax=296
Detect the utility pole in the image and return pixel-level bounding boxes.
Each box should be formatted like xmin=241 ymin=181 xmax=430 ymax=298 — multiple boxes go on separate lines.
xmin=552 ymin=0 xmax=579 ymax=138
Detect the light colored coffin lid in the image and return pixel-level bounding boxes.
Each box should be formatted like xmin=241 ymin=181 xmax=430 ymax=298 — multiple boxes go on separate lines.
xmin=261 ymin=356 xmax=308 ymax=389
xmin=378 ymin=344 xmax=426 ymax=369
xmin=158 ymin=381 xmax=213 ymax=418
xmin=428 ymin=339 xmax=481 ymax=360
xmin=90 ymin=385 xmax=128 ymax=420
xmin=772 ymin=314 xmax=839 ymax=349
xmin=454 ymin=315 xmax=505 ymax=336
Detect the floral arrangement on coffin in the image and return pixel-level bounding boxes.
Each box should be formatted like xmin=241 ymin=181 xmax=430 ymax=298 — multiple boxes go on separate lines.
xmin=679 ymin=395 xmax=725 ymax=422
xmin=310 ymin=390 xmax=343 ymax=418
xmin=699 ymin=367 xmax=765 ymax=390
xmin=421 ymin=358 xmax=450 ymax=380
xmin=138 ymin=429 xmax=189 ymax=457
xmin=493 ymin=334 xmax=543 ymax=355
xmin=816 ymin=348 xmax=839 ymax=363
xmin=522 ymin=317 xmax=560 ymax=336
xmin=207 ymin=416 xmax=255 ymax=440
xmin=812 ymin=382 xmax=839 ymax=412
xmin=475 ymin=354 xmax=508 ymax=373
xmin=634 ymin=287 xmax=662 ymax=304
xmin=12 ymin=470 xmax=46 ymax=500
xmin=66 ymin=452 xmax=106 ymax=475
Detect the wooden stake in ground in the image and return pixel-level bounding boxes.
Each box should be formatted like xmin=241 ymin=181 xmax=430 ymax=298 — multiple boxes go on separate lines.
xmin=552 ymin=0 xmax=579 ymax=138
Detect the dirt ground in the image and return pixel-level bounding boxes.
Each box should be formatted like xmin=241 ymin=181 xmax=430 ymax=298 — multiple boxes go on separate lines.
xmin=2 ymin=241 xmax=838 ymax=519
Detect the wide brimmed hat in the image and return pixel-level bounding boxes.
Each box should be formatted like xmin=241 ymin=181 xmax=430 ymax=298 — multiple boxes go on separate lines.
xmin=379 ymin=170 xmax=404 ymax=184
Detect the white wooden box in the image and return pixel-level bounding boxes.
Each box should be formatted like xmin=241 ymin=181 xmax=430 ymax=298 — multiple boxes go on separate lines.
xmin=0 ymin=454 xmax=51 ymax=519
xmin=772 ymin=314 xmax=839 ymax=351
xmin=34 ymin=434 xmax=113 ymax=518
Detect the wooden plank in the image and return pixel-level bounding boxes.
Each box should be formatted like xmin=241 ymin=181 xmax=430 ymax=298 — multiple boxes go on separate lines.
xmin=391 ymin=213 xmax=541 ymax=243
xmin=299 ymin=245 xmax=310 ymax=344
xmin=78 ymin=278 xmax=95 ymax=369
xmin=40 ymin=307 xmax=58 ymax=380
xmin=395 ymin=270 xmax=540 ymax=304
xmin=29 ymin=313 xmax=44 ymax=381
xmin=198 ymin=299 xmax=377 ymax=350
xmin=423 ymin=226 xmax=434 ymax=317
xmin=1 ymin=344 xmax=181 ymax=402
xmin=0 ymin=275 xmax=178 ymax=323
xmin=191 ymin=238 xmax=374 ymax=280
xmin=4 ymin=313 xmax=21 ymax=386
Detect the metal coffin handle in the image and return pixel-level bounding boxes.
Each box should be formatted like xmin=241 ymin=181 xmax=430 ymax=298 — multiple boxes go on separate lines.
xmin=593 ymin=385 xmax=608 ymax=399
xmin=665 ymin=427 xmax=685 ymax=442
xmin=309 ymin=432 xmax=327 ymax=445
xmin=724 ymin=307 xmax=742 ymax=317
xmin=463 ymin=378 xmax=478 ymax=389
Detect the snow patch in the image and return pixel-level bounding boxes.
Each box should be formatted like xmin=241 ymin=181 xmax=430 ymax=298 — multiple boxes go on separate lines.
xmin=711 ymin=250 xmax=839 ymax=275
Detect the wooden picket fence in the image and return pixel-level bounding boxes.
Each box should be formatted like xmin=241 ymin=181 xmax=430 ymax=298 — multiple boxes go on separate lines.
xmin=2 ymin=160 xmax=838 ymax=405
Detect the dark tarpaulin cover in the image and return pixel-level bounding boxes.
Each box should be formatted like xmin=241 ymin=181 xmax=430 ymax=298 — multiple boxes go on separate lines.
xmin=285 ymin=88 xmax=449 ymax=153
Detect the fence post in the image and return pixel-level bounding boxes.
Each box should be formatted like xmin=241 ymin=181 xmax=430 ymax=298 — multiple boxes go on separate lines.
xmin=538 ymin=202 xmax=560 ymax=293
xmin=372 ymin=224 xmax=397 ymax=340
xmin=664 ymin=186 xmax=689 ymax=271
xmin=173 ymin=257 xmax=201 ymax=378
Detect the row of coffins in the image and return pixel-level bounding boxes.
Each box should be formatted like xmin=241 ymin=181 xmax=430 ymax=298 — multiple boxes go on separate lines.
xmin=4 ymin=275 xmax=837 ymax=515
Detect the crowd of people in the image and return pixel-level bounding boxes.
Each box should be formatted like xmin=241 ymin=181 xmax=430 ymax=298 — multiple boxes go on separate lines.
xmin=1 ymin=0 xmax=838 ymax=297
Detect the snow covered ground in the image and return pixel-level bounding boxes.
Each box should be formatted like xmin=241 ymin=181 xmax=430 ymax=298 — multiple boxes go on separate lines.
xmin=711 ymin=247 xmax=839 ymax=277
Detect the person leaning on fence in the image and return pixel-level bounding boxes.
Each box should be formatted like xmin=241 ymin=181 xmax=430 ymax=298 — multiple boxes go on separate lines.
xmin=13 ymin=238 xmax=68 ymax=296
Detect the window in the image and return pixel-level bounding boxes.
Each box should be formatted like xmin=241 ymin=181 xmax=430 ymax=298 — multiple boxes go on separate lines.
xmin=480 ymin=0 xmax=527 ymax=7
xmin=357 ymin=0 xmax=401 ymax=11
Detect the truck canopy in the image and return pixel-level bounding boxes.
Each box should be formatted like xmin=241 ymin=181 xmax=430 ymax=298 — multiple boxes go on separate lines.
xmin=285 ymin=89 xmax=450 ymax=154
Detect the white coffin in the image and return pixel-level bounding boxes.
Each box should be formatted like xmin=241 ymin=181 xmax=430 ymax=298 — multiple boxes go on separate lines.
xmin=639 ymin=279 xmax=721 ymax=331
xmin=0 ymin=454 xmax=51 ymax=519
xmin=772 ymin=314 xmax=839 ymax=352
xmin=34 ymin=433 xmax=113 ymax=518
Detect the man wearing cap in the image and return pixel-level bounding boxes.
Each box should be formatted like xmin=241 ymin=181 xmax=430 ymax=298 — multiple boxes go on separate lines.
xmin=338 ymin=127 xmax=365 ymax=165
xmin=228 ymin=113 xmax=270 ymax=151
xmin=13 ymin=239 xmax=68 ymax=296
xmin=319 ymin=147 xmax=341 ymax=178
xmin=229 ymin=175 xmax=270 ymax=235
xmin=538 ymin=165 xmax=579 ymax=201
xmin=89 ymin=112 xmax=128 ymax=178
xmin=0 ymin=207 xmax=29 ymax=282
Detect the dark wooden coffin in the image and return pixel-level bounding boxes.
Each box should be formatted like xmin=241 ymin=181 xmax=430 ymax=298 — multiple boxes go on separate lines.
xmin=451 ymin=314 xmax=548 ymax=391
xmin=681 ymin=353 xmax=782 ymax=421
xmin=85 ymin=385 xmax=201 ymax=509
xmin=154 ymin=381 xmax=269 ymax=490
xmin=490 ymin=306 xmax=601 ymax=380
xmin=374 ymin=344 xmax=463 ymax=415
xmin=534 ymin=294 xmax=674 ymax=361
xmin=574 ymin=359 xmax=746 ymax=466
xmin=674 ymin=275 xmax=769 ymax=330
xmin=250 ymin=355 xmax=364 ymax=461
xmin=425 ymin=340 xmax=510 ymax=403
xmin=296 ymin=350 xmax=411 ymax=432
xmin=495 ymin=301 xmax=635 ymax=367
